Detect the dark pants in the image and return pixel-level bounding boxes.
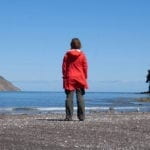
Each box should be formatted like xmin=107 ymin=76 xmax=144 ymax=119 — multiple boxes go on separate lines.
xmin=65 ymin=89 xmax=85 ymax=120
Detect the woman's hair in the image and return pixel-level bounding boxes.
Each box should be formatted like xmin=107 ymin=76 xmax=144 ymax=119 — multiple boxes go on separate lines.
xmin=70 ymin=38 xmax=82 ymax=49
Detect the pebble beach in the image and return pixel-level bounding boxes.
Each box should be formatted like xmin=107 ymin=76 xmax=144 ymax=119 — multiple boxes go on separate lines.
xmin=0 ymin=112 xmax=150 ymax=150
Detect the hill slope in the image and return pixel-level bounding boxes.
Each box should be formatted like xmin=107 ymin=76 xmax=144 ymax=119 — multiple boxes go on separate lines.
xmin=0 ymin=76 xmax=20 ymax=91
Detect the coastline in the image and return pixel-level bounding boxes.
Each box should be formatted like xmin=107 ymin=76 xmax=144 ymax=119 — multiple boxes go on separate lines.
xmin=0 ymin=105 xmax=150 ymax=115
xmin=0 ymin=112 xmax=150 ymax=149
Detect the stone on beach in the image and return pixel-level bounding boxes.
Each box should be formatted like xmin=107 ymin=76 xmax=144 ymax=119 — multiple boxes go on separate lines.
xmin=0 ymin=112 xmax=150 ymax=149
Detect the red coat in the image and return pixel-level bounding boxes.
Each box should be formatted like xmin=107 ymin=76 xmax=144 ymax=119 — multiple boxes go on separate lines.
xmin=62 ymin=49 xmax=88 ymax=90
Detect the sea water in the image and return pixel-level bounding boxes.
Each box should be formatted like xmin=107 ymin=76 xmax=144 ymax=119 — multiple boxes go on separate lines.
xmin=0 ymin=92 xmax=150 ymax=114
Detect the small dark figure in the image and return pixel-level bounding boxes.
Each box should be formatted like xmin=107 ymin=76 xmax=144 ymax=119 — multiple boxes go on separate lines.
xmin=146 ymin=70 xmax=150 ymax=93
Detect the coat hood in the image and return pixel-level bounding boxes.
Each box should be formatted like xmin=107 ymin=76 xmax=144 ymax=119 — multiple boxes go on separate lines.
xmin=66 ymin=49 xmax=82 ymax=60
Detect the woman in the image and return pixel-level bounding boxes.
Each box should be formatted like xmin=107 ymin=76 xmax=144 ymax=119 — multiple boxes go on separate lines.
xmin=62 ymin=38 xmax=88 ymax=121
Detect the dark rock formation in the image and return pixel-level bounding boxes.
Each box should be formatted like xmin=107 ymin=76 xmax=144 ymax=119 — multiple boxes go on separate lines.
xmin=0 ymin=76 xmax=20 ymax=91
xmin=140 ymin=91 xmax=150 ymax=94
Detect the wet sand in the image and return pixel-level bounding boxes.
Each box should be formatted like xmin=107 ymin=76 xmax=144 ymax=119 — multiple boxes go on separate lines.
xmin=0 ymin=112 xmax=150 ymax=150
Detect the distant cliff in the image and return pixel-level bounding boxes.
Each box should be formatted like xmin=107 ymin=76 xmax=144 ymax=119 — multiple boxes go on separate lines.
xmin=0 ymin=76 xmax=21 ymax=91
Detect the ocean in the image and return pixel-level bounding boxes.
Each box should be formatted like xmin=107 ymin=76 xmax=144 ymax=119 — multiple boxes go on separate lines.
xmin=0 ymin=92 xmax=150 ymax=114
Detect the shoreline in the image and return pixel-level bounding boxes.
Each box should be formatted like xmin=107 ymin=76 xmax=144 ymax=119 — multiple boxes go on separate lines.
xmin=0 ymin=112 xmax=150 ymax=149
xmin=0 ymin=108 xmax=150 ymax=115
xmin=0 ymin=104 xmax=150 ymax=115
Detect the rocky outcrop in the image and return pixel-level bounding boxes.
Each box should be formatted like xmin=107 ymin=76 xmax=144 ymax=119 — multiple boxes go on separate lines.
xmin=140 ymin=91 xmax=150 ymax=94
xmin=0 ymin=76 xmax=20 ymax=91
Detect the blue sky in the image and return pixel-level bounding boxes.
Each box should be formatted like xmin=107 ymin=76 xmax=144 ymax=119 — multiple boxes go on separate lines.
xmin=0 ymin=0 xmax=150 ymax=92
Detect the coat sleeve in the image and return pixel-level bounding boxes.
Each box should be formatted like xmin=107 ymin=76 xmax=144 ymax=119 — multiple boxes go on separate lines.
xmin=62 ymin=55 xmax=67 ymax=78
xmin=82 ymin=53 xmax=88 ymax=79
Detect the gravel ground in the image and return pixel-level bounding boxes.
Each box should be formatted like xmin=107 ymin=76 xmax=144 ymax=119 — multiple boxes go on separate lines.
xmin=0 ymin=112 xmax=150 ymax=150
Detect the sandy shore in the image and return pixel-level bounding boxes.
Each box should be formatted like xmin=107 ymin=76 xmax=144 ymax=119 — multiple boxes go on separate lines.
xmin=0 ymin=112 xmax=150 ymax=150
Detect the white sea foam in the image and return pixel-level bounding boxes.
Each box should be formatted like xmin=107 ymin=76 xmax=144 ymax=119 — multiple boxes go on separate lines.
xmin=0 ymin=108 xmax=13 ymax=111
xmin=36 ymin=107 xmax=110 ymax=111
xmin=0 ymin=106 xmax=149 ymax=113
